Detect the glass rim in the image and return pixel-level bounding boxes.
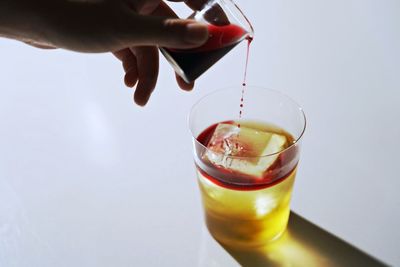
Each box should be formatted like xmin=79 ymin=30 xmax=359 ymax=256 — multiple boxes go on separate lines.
xmin=188 ymin=85 xmax=307 ymax=159
xmin=222 ymin=0 xmax=254 ymax=36
xmin=197 ymin=0 xmax=254 ymax=37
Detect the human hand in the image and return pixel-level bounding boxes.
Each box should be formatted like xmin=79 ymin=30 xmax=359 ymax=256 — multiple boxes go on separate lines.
xmin=112 ymin=0 xmax=210 ymax=106
xmin=0 ymin=0 xmax=209 ymax=105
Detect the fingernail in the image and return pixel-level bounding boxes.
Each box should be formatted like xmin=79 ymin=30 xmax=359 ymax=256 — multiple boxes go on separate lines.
xmin=184 ymin=23 xmax=209 ymax=45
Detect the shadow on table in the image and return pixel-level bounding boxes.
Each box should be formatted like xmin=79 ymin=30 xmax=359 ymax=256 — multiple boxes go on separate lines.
xmin=219 ymin=213 xmax=387 ymax=267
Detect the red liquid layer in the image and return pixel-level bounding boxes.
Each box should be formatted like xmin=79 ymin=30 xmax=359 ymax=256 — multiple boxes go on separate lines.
xmin=163 ymin=24 xmax=247 ymax=82
xmin=197 ymin=122 xmax=298 ymax=191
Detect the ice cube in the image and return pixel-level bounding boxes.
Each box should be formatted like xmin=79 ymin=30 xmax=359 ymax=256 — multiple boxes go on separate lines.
xmin=203 ymin=123 xmax=287 ymax=178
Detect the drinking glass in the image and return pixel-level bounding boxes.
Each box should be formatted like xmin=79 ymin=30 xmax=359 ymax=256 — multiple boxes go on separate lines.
xmin=189 ymin=86 xmax=306 ymax=247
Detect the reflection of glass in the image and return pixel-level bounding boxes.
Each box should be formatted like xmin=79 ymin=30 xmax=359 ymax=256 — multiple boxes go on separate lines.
xmin=189 ymin=87 xmax=306 ymax=248
xmin=160 ymin=0 xmax=254 ymax=83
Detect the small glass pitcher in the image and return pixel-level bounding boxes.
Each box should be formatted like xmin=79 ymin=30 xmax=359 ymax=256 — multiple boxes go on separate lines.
xmin=160 ymin=0 xmax=254 ymax=83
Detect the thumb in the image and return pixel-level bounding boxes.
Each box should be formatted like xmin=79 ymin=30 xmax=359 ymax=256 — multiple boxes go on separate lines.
xmin=125 ymin=16 xmax=209 ymax=49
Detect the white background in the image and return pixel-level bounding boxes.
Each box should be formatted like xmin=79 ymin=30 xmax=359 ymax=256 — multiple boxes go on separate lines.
xmin=0 ymin=0 xmax=399 ymax=266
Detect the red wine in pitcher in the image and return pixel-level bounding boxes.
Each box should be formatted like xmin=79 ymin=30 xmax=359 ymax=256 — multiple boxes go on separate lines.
xmin=160 ymin=24 xmax=249 ymax=83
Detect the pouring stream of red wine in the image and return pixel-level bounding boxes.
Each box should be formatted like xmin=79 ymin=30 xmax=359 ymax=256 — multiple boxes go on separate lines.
xmin=238 ymin=36 xmax=253 ymax=128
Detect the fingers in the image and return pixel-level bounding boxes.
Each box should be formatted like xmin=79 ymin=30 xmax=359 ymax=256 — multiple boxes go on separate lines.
xmin=113 ymin=48 xmax=138 ymax=87
xmin=114 ymin=47 xmax=194 ymax=105
xmin=114 ymin=2 xmax=200 ymax=106
xmin=139 ymin=2 xmax=208 ymax=48
xmin=130 ymin=46 xmax=159 ymax=106
xmin=125 ymin=15 xmax=209 ymax=49
xmin=148 ymin=4 xmax=195 ymax=92
xmin=124 ymin=65 xmax=139 ymax=88
xmin=115 ymin=46 xmax=159 ymax=106
xmin=175 ymin=73 xmax=194 ymax=91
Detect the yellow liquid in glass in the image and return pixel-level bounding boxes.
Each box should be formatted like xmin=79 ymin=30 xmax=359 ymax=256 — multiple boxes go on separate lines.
xmin=196 ymin=121 xmax=298 ymax=247
xmin=198 ymin=168 xmax=296 ymax=247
